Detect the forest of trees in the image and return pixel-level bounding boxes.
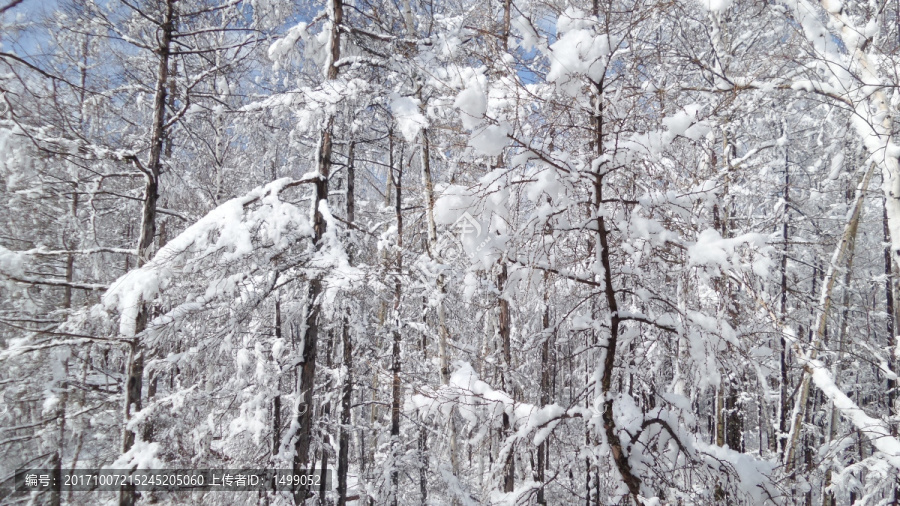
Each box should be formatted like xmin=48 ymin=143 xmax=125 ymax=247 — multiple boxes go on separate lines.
xmin=2 ymin=0 xmax=900 ymax=504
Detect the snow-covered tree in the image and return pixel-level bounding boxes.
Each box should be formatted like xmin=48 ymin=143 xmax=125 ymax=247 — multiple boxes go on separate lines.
xmin=3 ymin=0 xmax=900 ymax=505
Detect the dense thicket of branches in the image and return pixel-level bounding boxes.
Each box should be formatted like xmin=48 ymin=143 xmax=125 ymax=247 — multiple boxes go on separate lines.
xmin=2 ymin=0 xmax=900 ymax=504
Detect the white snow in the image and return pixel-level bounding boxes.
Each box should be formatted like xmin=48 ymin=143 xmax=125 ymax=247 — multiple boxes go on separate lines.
xmin=547 ymin=9 xmax=611 ymax=86
xmin=0 ymin=245 xmax=26 ymax=278
xmin=102 ymin=178 xmax=313 ymax=337
xmin=662 ymin=105 xmax=709 ymax=142
xmin=697 ymin=0 xmax=733 ymax=12
xmin=468 ymin=122 xmax=511 ymax=156
xmin=511 ymin=16 xmax=540 ymax=51
xmin=454 ymin=87 xmax=487 ymax=129
xmin=687 ymin=228 xmax=770 ymax=278
xmin=390 ymin=94 xmax=427 ymax=142
xmin=108 ymin=440 xmax=163 ymax=469
xmin=803 ymin=356 xmax=900 ymax=469
xmin=267 ymin=22 xmax=308 ymax=62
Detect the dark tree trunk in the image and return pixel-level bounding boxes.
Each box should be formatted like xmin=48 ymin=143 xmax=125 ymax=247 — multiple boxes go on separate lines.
xmin=778 ymin=148 xmax=790 ymax=458
xmin=593 ymin=73 xmax=641 ymax=502
xmin=336 ymin=142 xmax=354 ymax=506
xmin=294 ymin=1 xmax=341 ymax=500
xmin=388 ymin=137 xmax=403 ymax=506
xmin=537 ymin=272 xmax=551 ymax=504
xmin=273 ymin=298 xmax=283 ymax=460
xmin=497 ymin=262 xmax=514 ymax=493
xmin=119 ymin=1 xmax=174 ymax=503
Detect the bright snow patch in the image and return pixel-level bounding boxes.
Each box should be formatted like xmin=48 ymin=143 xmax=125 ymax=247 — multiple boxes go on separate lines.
xmin=391 ymin=95 xmax=427 ymax=142
xmin=469 ymin=122 xmax=511 ymax=156
xmin=454 ymin=87 xmax=487 ymax=129
xmin=697 ymin=0 xmax=733 ymax=12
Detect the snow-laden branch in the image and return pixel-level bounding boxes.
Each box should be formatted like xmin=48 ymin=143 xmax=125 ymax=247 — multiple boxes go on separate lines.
xmin=783 ymin=123 xmax=880 ymax=470
xmin=409 ymin=361 xmax=586 ymax=447
xmin=800 ymin=354 xmax=900 ymax=468
xmin=411 ymin=361 xmax=781 ymax=503
xmin=102 ymin=177 xmax=316 ymax=337
xmin=23 ymin=247 xmax=136 ymax=256
xmin=735 ymin=265 xmax=900 ymax=470
xmin=724 ymin=162 xmax=900 ymax=471
xmin=774 ymin=0 xmax=900 ymax=255
xmin=1 ymin=274 xmax=108 ymax=291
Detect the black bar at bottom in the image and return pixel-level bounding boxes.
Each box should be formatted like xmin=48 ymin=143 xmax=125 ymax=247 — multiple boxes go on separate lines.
xmin=14 ymin=469 xmax=332 ymax=492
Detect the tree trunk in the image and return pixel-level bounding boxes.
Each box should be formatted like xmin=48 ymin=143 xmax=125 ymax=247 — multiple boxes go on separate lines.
xmin=785 ymin=162 xmax=874 ymax=471
xmin=119 ymin=4 xmax=174 ymax=504
xmin=822 ymin=241 xmax=856 ymax=504
xmin=294 ymin=0 xmax=341 ymax=502
xmin=63 ymin=186 xmax=77 ymax=309
xmin=336 ymin=142 xmax=355 ymax=506
xmin=420 ymin=126 xmax=460 ymax=482
xmin=389 ymin=140 xmax=403 ymax=506
xmin=320 ymin=329 xmax=333 ymax=505
xmin=497 ymin=262 xmax=515 ymax=493
xmin=778 ymin=152 xmax=790 ymax=457
xmin=537 ymin=271 xmax=551 ymax=504
xmin=50 ymin=357 xmax=68 ymax=506
xmin=120 ymin=327 xmax=145 ymax=506
xmin=273 ymin=298 xmax=282 ymax=458
xmin=589 ymin=64 xmax=641 ymax=500
xmin=418 ymin=420 xmax=428 ymax=504
xmin=715 ymin=385 xmax=725 ymax=448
